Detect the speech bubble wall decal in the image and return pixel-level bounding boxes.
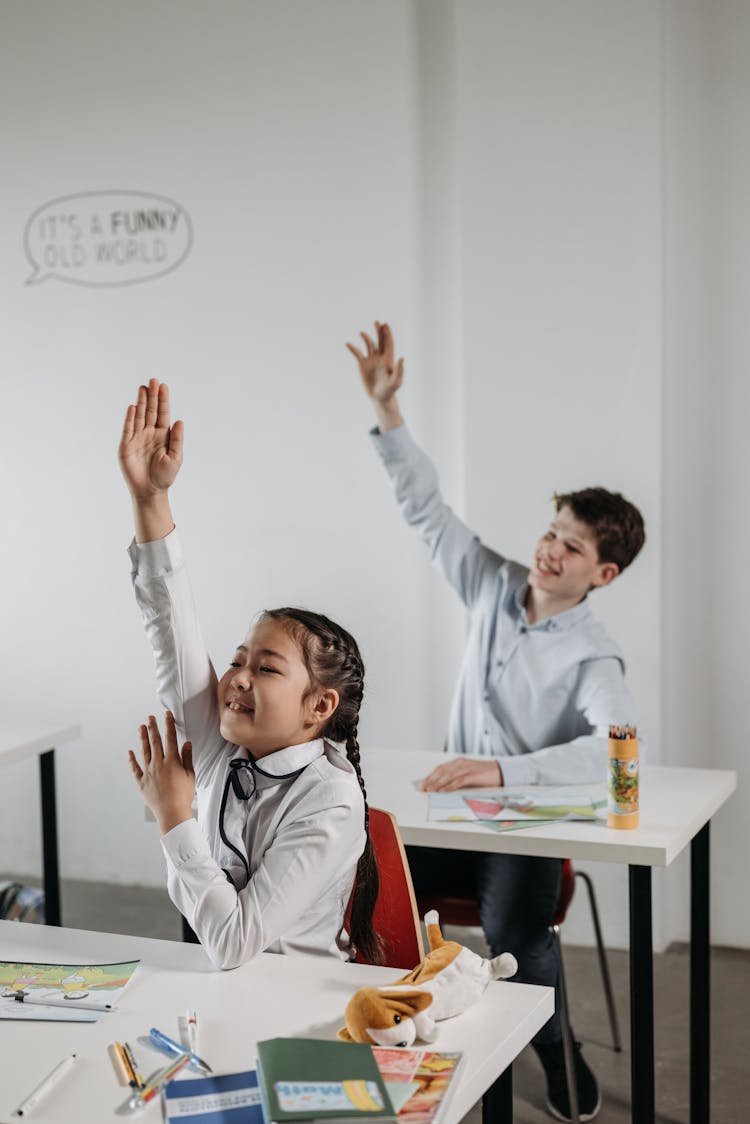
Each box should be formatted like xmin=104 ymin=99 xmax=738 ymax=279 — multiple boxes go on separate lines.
xmin=24 ymin=190 xmax=193 ymax=287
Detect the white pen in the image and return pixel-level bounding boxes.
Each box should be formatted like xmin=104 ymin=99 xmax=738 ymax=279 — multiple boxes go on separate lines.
xmin=186 ymin=1009 xmax=198 ymax=1055
xmin=14 ymin=993 xmax=112 ymax=1012
xmin=14 ymin=1053 xmax=77 ymax=1116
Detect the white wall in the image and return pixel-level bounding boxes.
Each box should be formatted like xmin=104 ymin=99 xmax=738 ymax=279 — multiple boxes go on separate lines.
xmin=703 ymin=1 xmax=750 ymax=948
xmin=455 ymin=0 xmax=663 ymax=950
xmin=662 ymin=0 xmax=714 ymax=945
xmin=0 ymin=0 xmax=436 ymax=884
xmin=1 ymin=0 xmax=747 ymax=950
xmin=413 ymin=0 xmax=468 ymax=723
xmin=661 ymin=0 xmax=750 ymax=947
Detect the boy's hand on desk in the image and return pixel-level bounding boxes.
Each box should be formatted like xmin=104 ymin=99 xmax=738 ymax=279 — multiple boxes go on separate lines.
xmin=128 ymin=711 xmax=195 ymax=835
xmin=419 ymin=758 xmax=504 ymax=792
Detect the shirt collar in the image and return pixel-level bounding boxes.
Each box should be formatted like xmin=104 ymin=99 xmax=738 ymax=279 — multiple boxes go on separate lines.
xmin=227 ymin=737 xmax=326 ymax=787
xmin=515 ymin=583 xmax=593 ymax=632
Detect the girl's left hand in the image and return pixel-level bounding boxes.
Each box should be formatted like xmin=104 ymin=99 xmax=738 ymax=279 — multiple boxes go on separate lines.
xmin=128 ymin=711 xmax=195 ymax=835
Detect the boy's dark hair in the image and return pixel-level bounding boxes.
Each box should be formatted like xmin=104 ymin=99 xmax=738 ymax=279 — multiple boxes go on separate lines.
xmin=554 ymin=487 xmax=645 ymax=573
xmin=259 ymin=607 xmax=383 ymax=965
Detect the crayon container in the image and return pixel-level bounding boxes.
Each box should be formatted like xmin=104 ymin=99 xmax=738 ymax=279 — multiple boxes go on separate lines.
xmin=607 ymin=726 xmax=639 ymax=829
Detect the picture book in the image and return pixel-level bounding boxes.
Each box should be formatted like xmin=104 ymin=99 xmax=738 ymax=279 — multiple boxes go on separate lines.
xmin=255 ymin=1038 xmax=397 ymax=1123
xmin=0 ymin=958 xmax=139 ymax=1022
xmin=472 ymin=819 xmax=557 ymax=833
xmin=164 ymin=1070 xmax=264 ymax=1123
xmin=427 ymin=787 xmax=601 ymax=827
xmin=372 ymin=1049 xmax=463 ymax=1124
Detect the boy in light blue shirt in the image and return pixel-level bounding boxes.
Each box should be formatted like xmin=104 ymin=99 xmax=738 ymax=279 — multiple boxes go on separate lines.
xmin=347 ymin=322 xmax=645 ymax=1124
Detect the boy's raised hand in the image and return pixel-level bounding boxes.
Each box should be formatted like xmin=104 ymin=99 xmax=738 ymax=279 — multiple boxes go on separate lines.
xmin=346 ymin=322 xmax=404 ymax=431
xmin=118 ymin=378 xmax=184 ymax=499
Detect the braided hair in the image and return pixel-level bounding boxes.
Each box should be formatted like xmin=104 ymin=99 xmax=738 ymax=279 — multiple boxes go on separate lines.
xmin=259 ymin=608 xmax=383 ymax=965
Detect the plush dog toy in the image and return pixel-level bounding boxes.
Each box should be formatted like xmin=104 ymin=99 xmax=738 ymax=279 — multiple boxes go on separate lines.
xmin=337 ymin=910 xmax=517 ymax=1047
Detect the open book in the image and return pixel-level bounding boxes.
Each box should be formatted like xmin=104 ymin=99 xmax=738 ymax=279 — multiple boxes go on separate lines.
xmin=166 ymin=1046 xmax=465 ymax=1124
xmin=372 ymin=1048 xmax=463 ymax=1124
xmin=427 ymin=787 xmax=601 ymax=828
xmin=0 ymin=957 xmax=139 ymax=1022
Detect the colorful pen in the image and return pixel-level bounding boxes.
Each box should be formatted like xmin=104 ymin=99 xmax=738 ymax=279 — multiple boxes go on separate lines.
xmin=129 ymin=1051 xmax=191 ymax=1106
xmin=114 ymin=1038 xmax=134 ymax=1083
xmin=14 ymin=1053 xmax=77 ymax=1116
xmin=122 ymin=1042 xmax=145 ymax=1088
xmin=149 ymin=1026 xmax=212 ymax=1073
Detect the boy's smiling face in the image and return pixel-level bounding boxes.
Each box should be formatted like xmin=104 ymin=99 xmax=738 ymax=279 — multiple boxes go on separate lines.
xmin=528 ymin=505 xmax=619 ymax=604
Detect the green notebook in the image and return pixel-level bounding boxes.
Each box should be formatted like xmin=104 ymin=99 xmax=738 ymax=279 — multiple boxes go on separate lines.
xmin=255 ymin=1038 xmax=397 ymax=1124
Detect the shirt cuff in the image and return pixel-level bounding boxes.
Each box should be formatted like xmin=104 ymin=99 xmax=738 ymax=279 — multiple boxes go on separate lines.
xmin=127 ymin=527 xmax=183 ymax=578
xmin=369 ymin=422 xmax=412 ymax=458
xmin=497 ymin=754 xmax=536 ymax=787
xmin=160 ymin=817 xmax=210 ymax=869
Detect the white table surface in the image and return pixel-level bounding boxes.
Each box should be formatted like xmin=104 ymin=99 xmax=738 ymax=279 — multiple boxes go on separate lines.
xmin=361 ymin=750 xmax=737 ymax=867
xmin=0 ymin=921 xmax=552 ymax=1124
xmin=0 ymin=722 xmax=82 ymax=767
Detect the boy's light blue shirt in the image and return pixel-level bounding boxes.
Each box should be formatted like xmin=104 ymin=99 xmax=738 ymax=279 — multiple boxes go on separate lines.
xmin=371 ymin=424 xmax=638 ymax=786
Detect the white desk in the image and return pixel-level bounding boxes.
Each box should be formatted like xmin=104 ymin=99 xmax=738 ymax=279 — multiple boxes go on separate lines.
xmin=362 ymin=751 xmax=737 ymax=1124
xmin=0 ymin=920 xmax=553 ymax=1124
xmin=0 ymin=722 xmax=82 ymax=927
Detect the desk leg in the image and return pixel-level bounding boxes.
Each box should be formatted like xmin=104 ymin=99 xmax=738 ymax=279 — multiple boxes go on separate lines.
xmin=691 ymin=822 xmax=710 ymax=1124
xmin=482 ymin=1064 xmax=512 ymax=1124
xmin=181 ymin=915 xmax=201 ymax=944
xmin=39 ymin=750 xmax=61 ymax=927
xmin=629 ymin=865 xmax=654 ymax=1124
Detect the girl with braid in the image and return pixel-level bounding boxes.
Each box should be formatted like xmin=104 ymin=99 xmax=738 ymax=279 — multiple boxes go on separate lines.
xmin=119 ymin=380 xmax=380 ymax=970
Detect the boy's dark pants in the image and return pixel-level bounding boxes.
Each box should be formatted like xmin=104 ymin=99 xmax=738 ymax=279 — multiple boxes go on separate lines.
xmin=406 ymin=846 xmax=563 ymax=1044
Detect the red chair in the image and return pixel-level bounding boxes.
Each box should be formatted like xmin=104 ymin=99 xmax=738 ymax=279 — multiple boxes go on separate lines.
xmin=184 ymin=808 xmax=425 ymax=964
xmin=348 ymin=807 xmax=425 ymax=968
xmin=418 ymin=859 xmax=621 ymax=1124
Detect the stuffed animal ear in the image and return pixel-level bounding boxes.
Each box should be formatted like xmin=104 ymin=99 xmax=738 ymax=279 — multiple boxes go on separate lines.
xmin=376 ymin=989 xmax=433 ymax=1015
xmin=337 ymin=1027 xmax=355 ymax=1042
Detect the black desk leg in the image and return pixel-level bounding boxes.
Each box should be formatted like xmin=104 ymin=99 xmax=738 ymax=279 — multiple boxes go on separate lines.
xmin=691 ymin=822 xmax=710 ymax=1124
xmin=181 ymin=915 xmax=201 ymax=944
xmin=629 ymin=864 xmax=654 ymax=1124
xmin=39 ymin=749 xmax=61 ymax=926
xmin=483 ymin=1064 xmax=512 ymax=1124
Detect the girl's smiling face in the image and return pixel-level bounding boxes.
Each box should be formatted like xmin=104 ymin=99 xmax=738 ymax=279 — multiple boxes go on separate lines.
xmin=217 ymin=619 xmax=325 ymax=756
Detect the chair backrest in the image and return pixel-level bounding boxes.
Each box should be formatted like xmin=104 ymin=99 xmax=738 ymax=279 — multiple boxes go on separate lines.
xmin=348 ymin=807 xmax=425 ymax=968
xmin=417 ymin=857 xmax=577 ymax=929
xmin=416 ymin=889 xmax=481 ymax=928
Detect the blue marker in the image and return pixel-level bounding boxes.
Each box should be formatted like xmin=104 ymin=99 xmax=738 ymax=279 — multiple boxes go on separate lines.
xmin=149 ymin=1027 xmax=213 ymax=1073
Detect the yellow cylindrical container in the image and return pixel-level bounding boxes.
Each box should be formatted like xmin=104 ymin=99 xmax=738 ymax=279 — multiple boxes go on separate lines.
xmin=607 ymin=725 xmax=639 ymax=829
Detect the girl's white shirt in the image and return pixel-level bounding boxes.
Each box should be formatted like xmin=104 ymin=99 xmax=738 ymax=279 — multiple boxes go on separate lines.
xmin=129 ymin=530 xmax=366 ymax=970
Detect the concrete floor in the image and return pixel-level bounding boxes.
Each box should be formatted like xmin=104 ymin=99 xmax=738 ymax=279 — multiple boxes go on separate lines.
xmin=4 ymin=876 xmax=748 ymax=1123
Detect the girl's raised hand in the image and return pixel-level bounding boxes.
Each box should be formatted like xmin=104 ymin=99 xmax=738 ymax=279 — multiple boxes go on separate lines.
xmin=118 ymin=379 xmax=184 ymax=499
xmin=346 ymin=321 xmax=404 ymax=404
xmin=128 ymin=711 xmax=195 ymax=835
